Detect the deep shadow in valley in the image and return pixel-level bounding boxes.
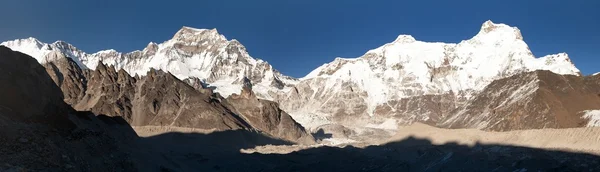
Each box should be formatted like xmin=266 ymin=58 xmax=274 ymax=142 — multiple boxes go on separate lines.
xmin=7 ymin=103 xmax=600 ymax=172
xmin=118 ymin=117 xmax=600 ymax=172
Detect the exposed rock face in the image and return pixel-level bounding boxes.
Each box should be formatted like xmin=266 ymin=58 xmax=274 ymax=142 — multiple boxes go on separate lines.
xmin=130 ymin=69 xmax=251 ymax=130
xmin=32 ymin=47 xmax=313 ymax=142
xmin=74 ymin=63 xmax=137 ymax=122
xmin=0 ymin=46 xmax=73 ymax=127
xmin=378 ymin=94 xmax=465 ymax=126
xmin=46 ymin=58 xmax=251 ymax=130
xmin=0 ymin=46 xmax=136 ymax=171
xmin=440 ymin=70 xmax=600 ymax=131
xmin=585 ymin=74 xmax=600 ymax=94
xmin=42 ymin=51 xmax=88 ymax=105
xmin=226 ymin=81 xmax=316 ymax=144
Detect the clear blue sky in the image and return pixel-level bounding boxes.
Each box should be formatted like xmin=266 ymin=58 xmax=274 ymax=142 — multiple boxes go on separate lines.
xmin=1 ymin=0 xmax=598 ymax=77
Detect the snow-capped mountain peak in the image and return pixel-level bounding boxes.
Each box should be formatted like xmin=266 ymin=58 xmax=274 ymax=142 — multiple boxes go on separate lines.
xmin=393 ymin=35 xmax=417 ymax=43
xmin=473 ymin=20 xmax=523 ymax=42
xmin=1 ymin=37 xmax=46 ymax=57
xmin=1 ymin=37 xmax=89 ymax=69
xmin=1 ymin=26 xmax=296 ymax=100
xmin=283 ymin=20 xmax=582 ymax=122
xmin=530 ymin=52 xmax=580 ymax=75
xmin=172 ymin=27 xmax=227 ymax=44
xmin=7 ymin=37 xmax=44 ymax=46
xmin=143 ymin=42 xmax=159 ymax=55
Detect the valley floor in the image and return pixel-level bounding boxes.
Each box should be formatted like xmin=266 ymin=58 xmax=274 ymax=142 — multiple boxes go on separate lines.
xmin=391 ymin=123 xmax=600 ymax=155
xmin=130 ymin=124 xmax=600 ymax=171
xmin=5 ymin=120 xmax=600 ymax=171
xmin=145 ymin=123 xmax=600 ymax=155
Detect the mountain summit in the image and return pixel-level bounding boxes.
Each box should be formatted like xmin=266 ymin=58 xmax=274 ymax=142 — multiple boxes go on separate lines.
xmin=1 ymin=26 xmax=296 ymax=99
xmin=276 ymin=20 xmax=586 ymax=130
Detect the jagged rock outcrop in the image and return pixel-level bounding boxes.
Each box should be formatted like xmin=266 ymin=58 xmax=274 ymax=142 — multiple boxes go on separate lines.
xmin=46 ymin=59 xmax=252 ymax=130
xmin=130 ymin=69 xmax=252 ymax=129
xmin=225 ymin=79 xmax=316 ymax=144
xmin=0 ymin=46 xmax=136 ymax=171
xmin=440 ymin=70 xmax=600 ymax=131
xmin=42 ymin=51 xmax=88 ymax=105
xmin=36 ymin=49 xmax=313 ymax=142
xmin=74 ymin=62 xmax=137 ymax=122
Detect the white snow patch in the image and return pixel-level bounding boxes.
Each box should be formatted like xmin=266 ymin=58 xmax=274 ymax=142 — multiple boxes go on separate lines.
xmin=206 ymin=80 xmax=242 ymax=98
xmin=365 ymin=118 xmax=399 ymax=130
xmin=287 ymin=111 xmax=331 ymax=131
xmin=582 ymin=110 xmax=600 ymax=127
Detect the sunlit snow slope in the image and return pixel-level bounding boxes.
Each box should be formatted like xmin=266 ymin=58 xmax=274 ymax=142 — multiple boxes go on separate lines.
xmin=277 ymin=20 xmax=581 ymax=128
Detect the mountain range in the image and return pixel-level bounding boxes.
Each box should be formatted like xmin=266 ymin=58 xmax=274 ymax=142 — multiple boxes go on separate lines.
xmin=2 ymin=20 xmax=599 ymax=133
xmin=3 ymin=20 xmax=600 ymax=171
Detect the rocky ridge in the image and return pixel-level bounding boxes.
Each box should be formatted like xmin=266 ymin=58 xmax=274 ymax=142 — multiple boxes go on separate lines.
xmin=0 ymin=46 xmax=137 ymax=171
xmin=31 ymin=47 xmax=314 ymax=144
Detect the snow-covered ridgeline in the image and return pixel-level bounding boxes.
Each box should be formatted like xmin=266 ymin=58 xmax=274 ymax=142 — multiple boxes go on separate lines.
xmin=0 ymin=27 xmax=295 ymax=99
xmin=284 ymin=20 xmax=582 ymax=118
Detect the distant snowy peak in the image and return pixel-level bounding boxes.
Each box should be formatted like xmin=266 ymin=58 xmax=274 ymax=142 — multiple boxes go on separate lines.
xmin=0 ymin=37 xmax=47 ymax=61
xmin=1 ymin=37 xmax=89 ymax=69
xmin=307 ymin=20 xmax=579 ymax=80
xmin=299 ymin=20 xmax=581 ymax=110
xmin=278 ymin=20 xmax=586 ymax=128
xmin=475 ymin=20 xmax=523 ymax=41
xmin=393 ymin=35 xmax=417 ymax=43
xmin=531 ymin=53 xmax=580 ymax=75
xmin=172 ymin=27 xmax=227 ymax=44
